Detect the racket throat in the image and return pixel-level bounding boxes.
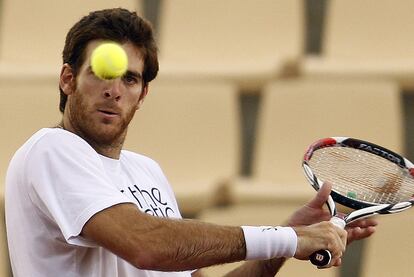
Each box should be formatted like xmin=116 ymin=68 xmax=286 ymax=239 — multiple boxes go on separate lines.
xmin=326 ymin=195 xmax=336 ymax=216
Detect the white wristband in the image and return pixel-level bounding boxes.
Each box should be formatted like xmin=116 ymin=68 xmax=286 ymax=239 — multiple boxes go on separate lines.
xmin=241 ymin=226 xmax=297 ymax=260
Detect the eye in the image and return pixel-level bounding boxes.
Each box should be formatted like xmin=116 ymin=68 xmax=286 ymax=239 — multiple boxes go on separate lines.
xmin=122 ymin=74 xmax=136 ymax=84
xmin=122 ymin=73 xmax=141 ymax=86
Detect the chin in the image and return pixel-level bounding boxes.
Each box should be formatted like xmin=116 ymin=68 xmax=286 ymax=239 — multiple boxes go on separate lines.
xmin=101 ymin=126 xmax=125 ymax=141
xmin=85 ymin=124 xmax=125 ymax=145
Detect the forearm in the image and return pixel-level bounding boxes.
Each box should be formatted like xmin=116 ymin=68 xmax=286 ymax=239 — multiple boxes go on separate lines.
xmin=83 ymin=203 xmax=246 ymax=271
xmin=223 ymin=258 xmax=287 ymax=277
xmin=139 ymin=216 xmax=246 ymax=270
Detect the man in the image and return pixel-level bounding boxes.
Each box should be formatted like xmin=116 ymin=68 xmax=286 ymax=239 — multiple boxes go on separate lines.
xmin=5 ymin=8 xmax=376 ymax=277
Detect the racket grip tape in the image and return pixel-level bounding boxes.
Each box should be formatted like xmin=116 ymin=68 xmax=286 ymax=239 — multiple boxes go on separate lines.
xmin=309 ymin=216 xmax=346 ymax=267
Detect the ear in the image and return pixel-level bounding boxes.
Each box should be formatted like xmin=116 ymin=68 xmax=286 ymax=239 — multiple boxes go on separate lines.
xmin=59 ymin=64 xmax=75 ymax=96
xmin=136 ymin=84 xmax=149 ymax=110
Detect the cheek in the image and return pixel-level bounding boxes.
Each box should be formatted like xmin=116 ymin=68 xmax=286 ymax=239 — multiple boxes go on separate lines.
xmin=74 ymin=91 xmax=90 ymax=109
xmin=70 ymin=86 xmax=96 ymax=117
xmin=128 ymin=92 xmax=143 ymax=109
xmin=76 ymin=78 xmax=101 ymax=104
xmin=124 ymin=95 xmax=141 ymax=118
xmin=70 ymin=93 xmax=87 ymax=120
xmin=122 ymin=102 xmax=138 ymax=126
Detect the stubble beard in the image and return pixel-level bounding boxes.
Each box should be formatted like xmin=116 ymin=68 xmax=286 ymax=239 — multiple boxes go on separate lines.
xmin=68 ymin=90 xmax=136 ymax=150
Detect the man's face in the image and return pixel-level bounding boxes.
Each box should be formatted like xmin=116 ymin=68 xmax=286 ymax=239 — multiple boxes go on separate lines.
xmin=64 ymin=40 xmax=146 ymax=145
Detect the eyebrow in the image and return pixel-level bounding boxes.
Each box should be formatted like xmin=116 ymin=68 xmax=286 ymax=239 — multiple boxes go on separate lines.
xmin=124 ymin=69 xmax=143 ymax=80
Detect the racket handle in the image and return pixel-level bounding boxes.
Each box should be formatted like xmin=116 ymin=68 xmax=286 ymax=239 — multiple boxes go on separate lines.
xmin=309 ymin=217 xmax=346 ymax=267
xmin=310 ymin=249 xmax=332 ymax=267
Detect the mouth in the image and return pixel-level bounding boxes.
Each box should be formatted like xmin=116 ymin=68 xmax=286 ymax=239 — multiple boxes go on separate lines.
xmin=98 ymin=109 xmax=120 ymax=117
xmin=99 ymin=110 xmax=117 ymax=115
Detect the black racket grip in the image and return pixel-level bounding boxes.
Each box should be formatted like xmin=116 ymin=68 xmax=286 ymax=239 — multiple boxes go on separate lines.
xmin=309 ymin=216 xmax=346 ymax=267
xmin=310 ymin=250 xmax=332 ymax=267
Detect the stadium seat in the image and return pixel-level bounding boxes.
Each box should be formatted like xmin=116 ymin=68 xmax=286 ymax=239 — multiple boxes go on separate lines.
xmin=157 ymin=0 xmax=304 ymax=91
xmin=227 ymin=79 xmax=404 ymax=204
xmin=0 ymin=75 xmax=61 ymax=185
xmin=302 ymin=0 xmax=414 ymax=89
xmin=124 ymin=78 xmax=241 ymax=217
xmin=0 ymin=0 xmax=142 ymax=76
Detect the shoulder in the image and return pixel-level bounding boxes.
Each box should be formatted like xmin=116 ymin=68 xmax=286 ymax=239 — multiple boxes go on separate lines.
xmin=32 ymin=128 xmax=90 ymax=147
xmin=20 ymin=128 xmax=99 ymax=165
xmin=8 ymin=128 xmax=103 ymax=187
xmin=31 ymin=128 xmax=94 ymax=151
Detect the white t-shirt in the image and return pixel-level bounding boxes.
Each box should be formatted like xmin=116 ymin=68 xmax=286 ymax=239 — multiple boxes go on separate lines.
xmin=5 ymin=128 xmax=192 ymax=277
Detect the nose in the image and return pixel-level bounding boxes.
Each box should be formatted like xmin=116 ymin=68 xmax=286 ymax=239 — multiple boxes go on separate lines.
xmin=103 ymin=79 xmax=122 ymax=101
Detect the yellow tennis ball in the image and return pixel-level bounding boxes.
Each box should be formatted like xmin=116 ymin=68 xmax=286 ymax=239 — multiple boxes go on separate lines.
xmin=91 ymin=42 xmax=128 ymax=80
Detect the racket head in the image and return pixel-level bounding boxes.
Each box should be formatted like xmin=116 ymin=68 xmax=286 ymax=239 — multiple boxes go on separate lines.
xmin=303 ymin=137 xmax=414 ymax=211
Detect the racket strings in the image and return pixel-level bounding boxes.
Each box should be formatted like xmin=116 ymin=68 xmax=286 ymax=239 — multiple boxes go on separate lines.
xmin=309 ymin=146 xmax=414 ymax=205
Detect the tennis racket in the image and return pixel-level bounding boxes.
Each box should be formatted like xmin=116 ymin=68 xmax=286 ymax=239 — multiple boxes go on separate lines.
xmin=302 ymin=137 xmax=414 ymax=267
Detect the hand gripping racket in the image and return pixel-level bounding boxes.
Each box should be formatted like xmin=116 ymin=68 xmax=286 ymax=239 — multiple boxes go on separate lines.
xmin=302 ymin=137 xmax=414 ymax=267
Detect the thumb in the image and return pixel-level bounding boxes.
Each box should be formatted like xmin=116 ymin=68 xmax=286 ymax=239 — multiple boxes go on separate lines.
xmin=308 ymin=182 xmax=332 ymax=209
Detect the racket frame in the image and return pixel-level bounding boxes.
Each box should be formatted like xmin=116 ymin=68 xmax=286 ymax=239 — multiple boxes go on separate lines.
xmin=302 ymin=136 xmax=414 ymax=266
xmin=303 ymin=136 xmax=414 ymax=219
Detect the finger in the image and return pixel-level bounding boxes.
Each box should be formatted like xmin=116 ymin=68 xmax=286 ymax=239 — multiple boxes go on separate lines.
xmin=322 ymin=224 xmax=346 ymax=266
xmin=339 ymin=229 xmax=348 ymax=252
xmin=331 ymin=247 xmax=344 ymax=266
xmin=331 ymin=226 xmax=347 ymax=260
xmin=308 ymin=182 xmax=332 ymax=209
xmin=326 ymin=255 xmax=343 ymax=268
xmin=347 ymin=218 xmax=378 ymax=228
xmin=324 ymin=249 xmax=343 ymax=268
xmin=331 ymin=257 xmax=342 ymax=267
xmin=347 ymin=226 xmax=376 ymax=244
xmin=335 ymin=226 xmax=348 ymax=252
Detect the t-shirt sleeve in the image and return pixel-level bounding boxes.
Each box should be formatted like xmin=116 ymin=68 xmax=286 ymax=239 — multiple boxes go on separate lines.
xmin=24 ymin=131 xmax=135 ymax=247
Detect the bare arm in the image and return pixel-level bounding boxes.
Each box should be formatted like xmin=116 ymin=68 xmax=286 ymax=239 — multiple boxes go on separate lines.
xmin=82 ymin=202 xmax=346 ymax=273
xmin=82 ymin=203 xmax=246 ymax=271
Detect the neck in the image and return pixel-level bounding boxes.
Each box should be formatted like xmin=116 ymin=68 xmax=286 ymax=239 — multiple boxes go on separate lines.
xmin=58 ymin=119 xmax=125 ymax=159
xmin=85 ymin=136 xmax=124 ymax=159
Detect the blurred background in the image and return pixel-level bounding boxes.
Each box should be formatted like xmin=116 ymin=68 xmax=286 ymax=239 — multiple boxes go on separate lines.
xmin=1 ymin=0 xmax=414 ymax=276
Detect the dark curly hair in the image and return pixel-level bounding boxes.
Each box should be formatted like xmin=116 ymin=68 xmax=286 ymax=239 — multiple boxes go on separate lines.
xmin=59 ymin=8 xmax=159 ymax=112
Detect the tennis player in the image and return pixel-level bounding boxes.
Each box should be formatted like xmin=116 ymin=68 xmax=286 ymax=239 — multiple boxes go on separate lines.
xmin=5 ymin=8 xmax=377 ymax=277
